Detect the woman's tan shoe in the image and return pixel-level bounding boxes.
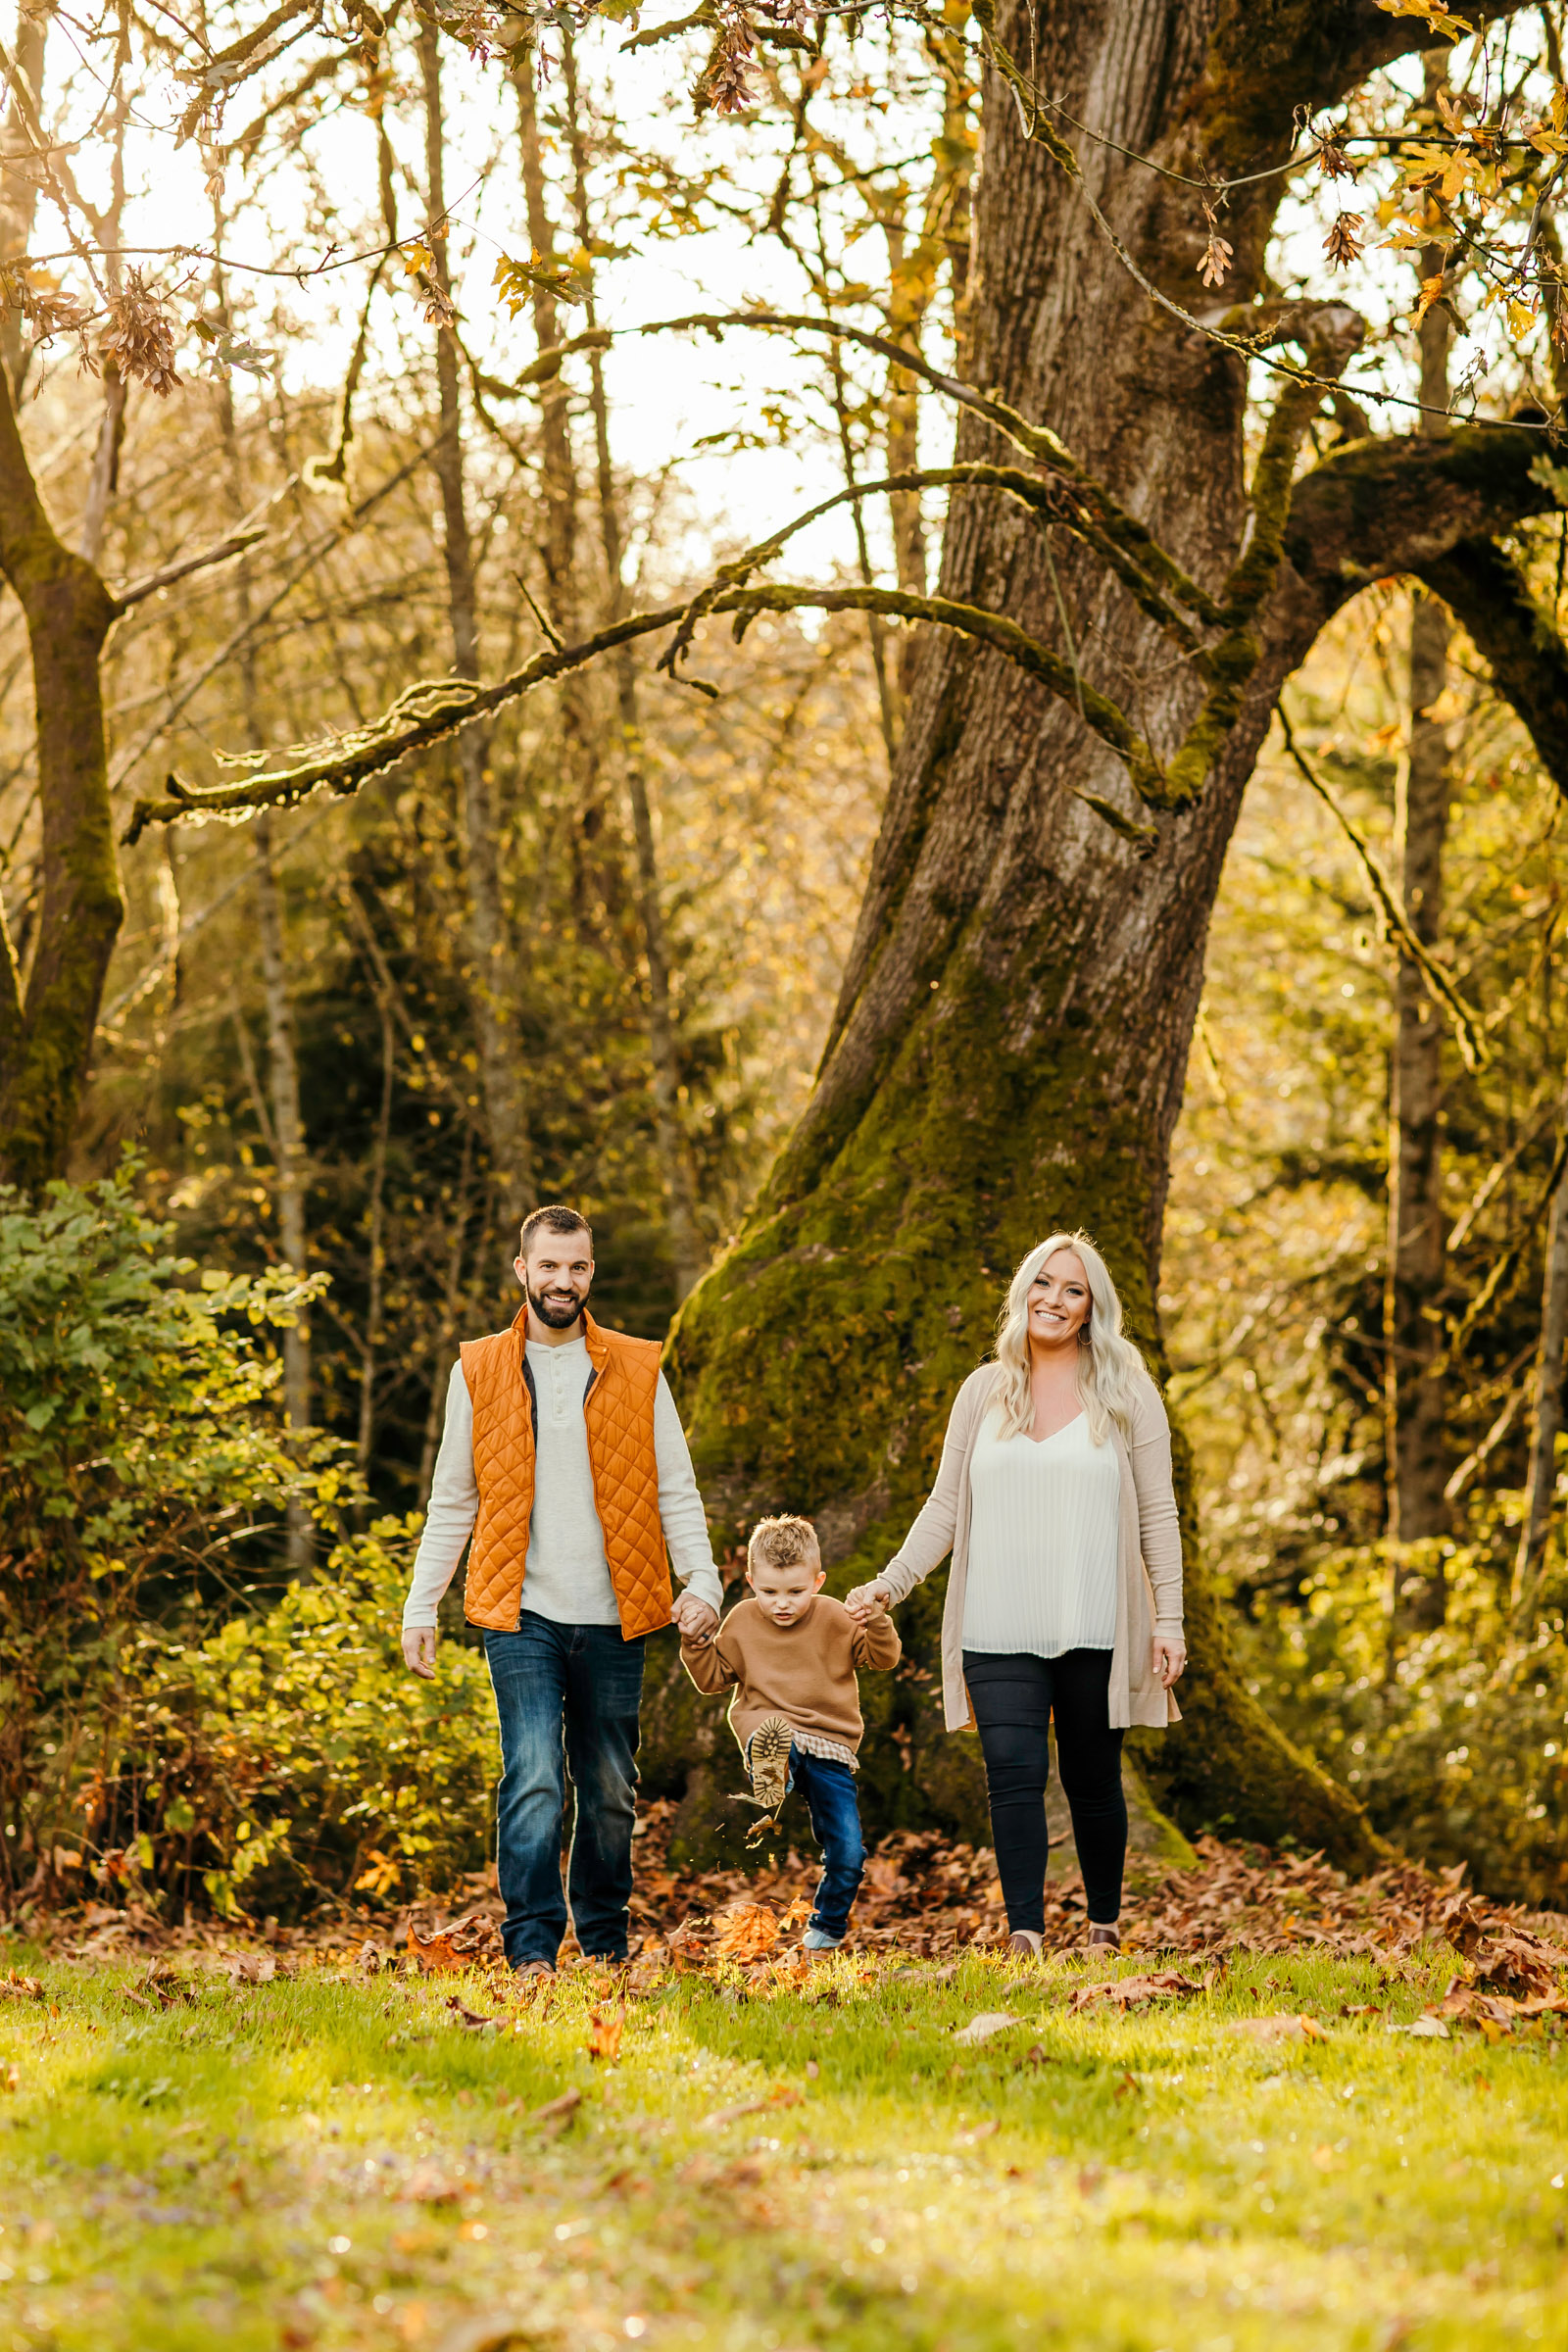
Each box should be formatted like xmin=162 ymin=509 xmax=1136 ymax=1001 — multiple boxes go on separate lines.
xmin=1006 ymin=1929 xmax=1044 ymax=1958
xmin=1087 ymin=1924 xmax=1121 ymax=1950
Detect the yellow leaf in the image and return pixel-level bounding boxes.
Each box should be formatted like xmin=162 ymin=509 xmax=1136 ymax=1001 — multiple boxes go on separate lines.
xmin=1554 ymin=83 xmax=1567 ymax=134
xmin=1508 ymin=300 xmax=1537 ymax=341
xmin=1414 ymin=273 xmax=1446 ymax=323
xmin=1441 ymin=153 xmax=1468 ymax=203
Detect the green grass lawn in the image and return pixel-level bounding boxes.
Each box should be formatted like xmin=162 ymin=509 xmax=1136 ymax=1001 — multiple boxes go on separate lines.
xmin=0 ymin=1939 xmax=1562 ymax=2352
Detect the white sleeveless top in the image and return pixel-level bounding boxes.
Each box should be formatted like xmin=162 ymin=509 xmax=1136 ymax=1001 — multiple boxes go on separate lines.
xmin=960 ymin=1408 xmax=1120 ymax=1655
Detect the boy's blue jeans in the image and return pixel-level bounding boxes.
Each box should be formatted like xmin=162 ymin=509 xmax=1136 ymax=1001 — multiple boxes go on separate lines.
xmin=483 ymin=1617 xmax=645 ymax=1969
xmin=787 ymin=1744 xmax=865 ymax=1942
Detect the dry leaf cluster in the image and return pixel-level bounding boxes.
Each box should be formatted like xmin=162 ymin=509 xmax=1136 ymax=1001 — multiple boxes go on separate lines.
xmin=99 ymin=270 xmax=181 ymax=397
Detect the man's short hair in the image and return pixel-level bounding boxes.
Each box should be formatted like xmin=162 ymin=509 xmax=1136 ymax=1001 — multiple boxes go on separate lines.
xmin=518 ymin=1203 xmax=593 ymax=1257
xmin=747 ymin=1514 xmax=820 ymax=1576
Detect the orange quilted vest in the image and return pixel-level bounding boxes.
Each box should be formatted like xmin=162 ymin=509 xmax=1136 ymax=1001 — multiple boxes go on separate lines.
xmin=459 ymin=1306 xmax=671 ymax=1640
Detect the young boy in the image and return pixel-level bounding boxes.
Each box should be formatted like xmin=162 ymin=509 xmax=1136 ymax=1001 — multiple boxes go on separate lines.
xmin=679 ymin=1514 xmax=901 ymax=1952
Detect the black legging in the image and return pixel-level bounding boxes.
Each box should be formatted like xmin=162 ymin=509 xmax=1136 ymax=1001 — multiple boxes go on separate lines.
xmin=962 ymin=1647 xmax=1127 ymax=1930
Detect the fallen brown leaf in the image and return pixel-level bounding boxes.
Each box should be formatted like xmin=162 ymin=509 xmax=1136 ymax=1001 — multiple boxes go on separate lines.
xmin=1070 ymin=1971 xmax=1203 ymax=2012
xmin=711 ymin=1901 xmax=782 ymax=1963
xmin=406 ymin=1915 xmax=494 ymax=1974
xmin=699 ymin=2085 xmax=803 ymax=2130
xmin=1470 ymin=1933 xmax=1568 ymax=2000
xmin=952 ymin=2010 xmax=1019 ymax=2045
xmin=443 ymin=1995 xmax=496 ymax=2032
xmin=222 ymin=1952 xmax=276 ymax=1985
xmin=586 ymin=2000 xmax=625 ymax=2062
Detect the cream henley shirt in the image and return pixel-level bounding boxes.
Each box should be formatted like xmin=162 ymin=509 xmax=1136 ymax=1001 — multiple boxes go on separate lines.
xmin=402 ymin=1335 xmax=723 ymax=1630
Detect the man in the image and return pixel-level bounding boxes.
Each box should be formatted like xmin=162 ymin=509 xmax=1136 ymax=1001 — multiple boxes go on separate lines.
xmin=401 ymin=1203 xmax=721 ymax=1975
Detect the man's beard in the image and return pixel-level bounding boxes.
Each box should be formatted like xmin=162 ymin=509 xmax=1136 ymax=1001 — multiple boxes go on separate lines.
xmin=527 ymin=1279 xmax=586 ymax=1329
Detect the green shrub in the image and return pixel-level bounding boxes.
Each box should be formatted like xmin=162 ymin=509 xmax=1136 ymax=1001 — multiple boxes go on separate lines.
xmin=0 ymin=1165 xmax=321 ymax=1907
xmin=0 ymin=1165 xmax=500 ymax=1923
xmin=119 ymin=1521 xmax=497 ymax=1918
xmin=1233 ymin=1509 xmax=1568 ymax=1907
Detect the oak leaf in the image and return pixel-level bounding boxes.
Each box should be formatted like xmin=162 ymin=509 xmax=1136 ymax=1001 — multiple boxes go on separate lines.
xmin=586 ymin=2001 xmax=625 ymax=2062
xmin=407 ymin=1915 xmax=492 ymax=1974
xmin=712 ymin=1901 xmax=782 ymax=1962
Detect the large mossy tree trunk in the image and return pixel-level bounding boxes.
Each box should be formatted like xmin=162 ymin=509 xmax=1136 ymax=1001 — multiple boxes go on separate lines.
xmin=662 ymin=0 xmax=1548 ymax=1873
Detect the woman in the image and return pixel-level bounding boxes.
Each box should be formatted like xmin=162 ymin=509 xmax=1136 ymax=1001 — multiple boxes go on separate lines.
xmin=847 ymin=1233 xmax=1185 ymax=1953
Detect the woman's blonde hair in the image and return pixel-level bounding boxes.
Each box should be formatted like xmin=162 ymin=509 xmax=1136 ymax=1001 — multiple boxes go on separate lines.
xmin=993 ymin=1230 xmax=1150 ymax=1446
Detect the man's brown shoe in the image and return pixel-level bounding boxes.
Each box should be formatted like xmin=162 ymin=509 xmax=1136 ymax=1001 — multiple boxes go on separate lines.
xmin=514 ymin=1959 xmax=556 ymax=1979
xmin=1087 ymin=1925 xmax=1121 ymax=1950
xmin=1007 ymin=1930 xmax=1044 ymax=1959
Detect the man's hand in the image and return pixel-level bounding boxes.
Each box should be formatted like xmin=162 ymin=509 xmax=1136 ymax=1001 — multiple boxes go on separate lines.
xmin=402 ymin=1625 xmax=438 ymax=1680
xmin=1152 ymin=1634 xmax=1187 ymax=1689
xmin=671 ymin=1590 xmax=719 ymax=1643
xmin=846 ymin=1580 xmax=893 ymax=1624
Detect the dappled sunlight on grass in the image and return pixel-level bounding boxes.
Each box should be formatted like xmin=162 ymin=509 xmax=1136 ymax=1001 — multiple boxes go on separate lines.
xmin=0 ymin=1941 xmax=1562 ymax=2350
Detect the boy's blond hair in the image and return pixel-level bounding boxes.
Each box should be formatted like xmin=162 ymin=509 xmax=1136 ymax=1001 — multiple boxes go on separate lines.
xmin=747 ymin=1514 xmax=820 ymax=1576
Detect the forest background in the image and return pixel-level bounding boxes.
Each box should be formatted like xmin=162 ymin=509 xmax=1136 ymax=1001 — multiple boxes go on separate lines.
xmin=2 ymin=0 xmax=1567 ymax=1932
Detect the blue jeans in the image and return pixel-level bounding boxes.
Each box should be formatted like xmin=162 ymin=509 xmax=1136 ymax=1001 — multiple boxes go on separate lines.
xmin=483 ymin=1617 xmax=646 ymax=1968
xmin=787 ymin=1745 xmax=864 ymax=1943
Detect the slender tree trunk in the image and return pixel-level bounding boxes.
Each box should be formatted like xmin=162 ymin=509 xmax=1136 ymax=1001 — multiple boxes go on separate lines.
xmin=512 ymin=53 xmax=578 ymax=638
xmin=0 ymin=7 xmax=46 ymax=397
xmin=0 ymin=343 xmax=120 ymax=1190
xmin=419 ymin=21 xmax=534 ymax=1221
xmin=665 ymin=0 xmax=1464 ymax=1867
xmin=77 ymin=367 xmax=127 ymax=569
xmin=213 ymin=261 xmax=313 ymax=1573
xmin=1514 ymin=1069 xmax=1568 ymax=1629
xmin=1385 ymin=65 xmax=1454 ymax=1646
xmin=883 ymin=9 xmax=974 ymax=689
xmin=358 ymin=985 xmax=395 ymax=1484
xmin=563 ymin=31 xmax=704 ymax=1297
xmin=514 ymin=42 xmax=617 ymax=926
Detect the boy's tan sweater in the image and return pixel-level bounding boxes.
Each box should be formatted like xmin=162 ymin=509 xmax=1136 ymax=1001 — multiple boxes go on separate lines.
xmin=680 ymin=1594 xmax=901 ymax=1764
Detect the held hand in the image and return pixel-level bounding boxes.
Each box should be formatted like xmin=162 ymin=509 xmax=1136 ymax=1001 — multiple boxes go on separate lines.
xmin=846 ymin=1580 xmax=893 ymax=1624
xmin=1152 ymin=1634 xmax=1187 ymax=1689
xmin=402 ymin=1625 xmax=438 ymax=1681
xmin=672 ymin=1591 xmax=720 ymax=1643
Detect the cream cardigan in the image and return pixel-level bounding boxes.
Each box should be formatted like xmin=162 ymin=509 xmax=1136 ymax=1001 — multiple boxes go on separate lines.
xmin=879 ymin=1363 xmax=1185 ymax=1733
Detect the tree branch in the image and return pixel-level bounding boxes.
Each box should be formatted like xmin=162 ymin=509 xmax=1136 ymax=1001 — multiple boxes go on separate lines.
xmin=110 ymin=523 xmax=270 ymax=613
xmin=123 ymin=575 xmax=1164 ymax=840
xmin=1415 ymin=533 xmax=1568 ymax=808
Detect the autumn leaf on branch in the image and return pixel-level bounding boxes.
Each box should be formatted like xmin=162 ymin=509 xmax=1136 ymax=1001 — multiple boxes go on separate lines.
xmin=100 ymin=270 xmax=181 ymax=396
xmin=1324 ymin=214 xmax=1365 ymax=270
xmin=402 ymin=246 xmax=456 ymax=331
xmin=1198 ymin=204 xmax=1233 ymax=290
xmin=493 ymin=249 xmax=588 ymax=317
xmin=0 ymin=265 xmax=93 ymax=365
xmin=1414 ymin=271 xmax=1447 ymax=326
xmin=694 ymin=2 xmax=757 ymax=115
xmin=1374 ymin=0 xmax=1475 ymax=40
